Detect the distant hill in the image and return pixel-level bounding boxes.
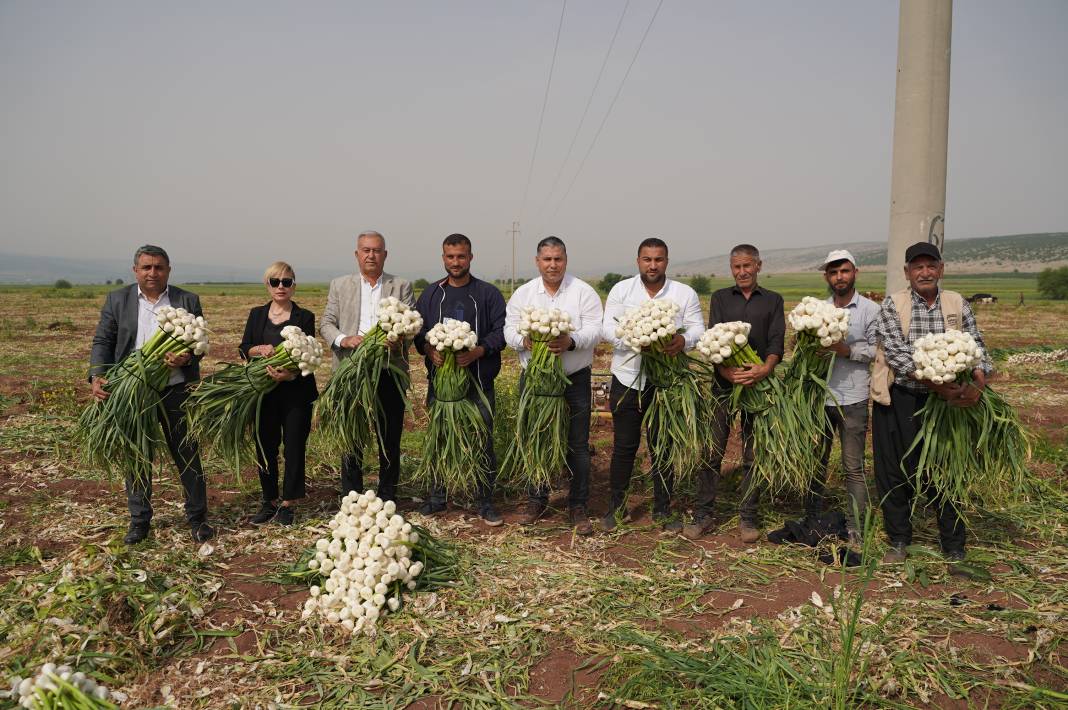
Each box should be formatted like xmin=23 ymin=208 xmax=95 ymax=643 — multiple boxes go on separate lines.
xmin=671 ymin=232 xmax=1068 ymax=275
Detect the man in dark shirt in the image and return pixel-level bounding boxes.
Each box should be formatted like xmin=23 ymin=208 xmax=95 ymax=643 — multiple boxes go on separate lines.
xmin=414 ymin=234 xmax=507 ymax=526
xmin=683 ymin=244 xmax=785 ymax=542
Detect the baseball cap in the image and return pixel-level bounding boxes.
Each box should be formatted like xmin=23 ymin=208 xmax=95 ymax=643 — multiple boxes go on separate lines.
xmin=819 ymin=249 xmax=856 ymax=270
xmin=904 ymin=242 xmax=942 ymax=263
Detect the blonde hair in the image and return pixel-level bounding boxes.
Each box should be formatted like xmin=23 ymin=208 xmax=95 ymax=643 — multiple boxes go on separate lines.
xmin=263 ymin=261 xmax=295 ymax=282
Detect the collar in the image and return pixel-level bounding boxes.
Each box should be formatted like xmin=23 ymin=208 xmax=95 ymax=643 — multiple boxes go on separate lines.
xmin=632 ymin=274 xmax=670 ymax=298
xmin=910 ymin=286 xmax=941 ymax=308
xmin=730 ymin=284 xmax=764 ymax=297
xmin=137 ymin=285 xmax=170 ymax=302
xmin=826 ymin=290 xmax=861 ymax=308
xmin=360 ymin=274 xmax=382 ymax=289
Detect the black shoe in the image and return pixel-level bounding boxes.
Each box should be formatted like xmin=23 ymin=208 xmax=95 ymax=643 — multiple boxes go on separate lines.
xmin=250 ymin=502 xmax=278 ymax=525
xmin=274 ymin=506 xmax=295 ymax=526
xmin=479 ymin=504 xmax=503 ymax=527
xmin=600 ymin=507 xmax=631 ymax=532
xmin=124 ymin=522 xmax=150 ymax=545
xmin=190 ymin=522 xmax=215 ymax=544
xmin=418 ymin=500 xmax=447 ymax=516
xmin=654 ymin=511 xmax=683 ymax=533
xmin=945 ymin=549 xmax=983 ymax=580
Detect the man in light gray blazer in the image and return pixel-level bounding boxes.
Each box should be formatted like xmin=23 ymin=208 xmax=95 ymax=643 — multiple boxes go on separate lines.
xmin=89 ymin=245 xmax=213 ymax=545
xmin=321 ymin=230 xmax=415 ymax=502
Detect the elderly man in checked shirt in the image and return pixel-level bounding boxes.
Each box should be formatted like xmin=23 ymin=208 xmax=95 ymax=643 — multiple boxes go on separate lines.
xmin=871 ymin=242 xmax=992 ymax=576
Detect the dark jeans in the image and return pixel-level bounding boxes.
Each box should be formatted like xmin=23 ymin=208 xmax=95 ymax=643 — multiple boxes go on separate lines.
xmin=607 ymin=376 xmax=673 ymax=514
xmin=126 ymin=383 xmax=208 ymax=526
xmin=341 ymin=375 xmax=405 ymax=502
xmin=425 ymin=381 xmax=497 ymax=507
xmin=872 ymin=386 xmax=966 ymax=552
xmin=805 ymin=401 xmax=870 ymax=531
xmin=255 ymin=387 xmax=312 ymax=503
xmin=694 ymin=392 xmax=757 ymax=523
xmin=527 ymin=367 xmax=592 ymax=508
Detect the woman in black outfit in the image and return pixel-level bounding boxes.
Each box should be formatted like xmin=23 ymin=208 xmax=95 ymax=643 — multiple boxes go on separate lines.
xmin=239 ymin=262 xmax=318 ymax=525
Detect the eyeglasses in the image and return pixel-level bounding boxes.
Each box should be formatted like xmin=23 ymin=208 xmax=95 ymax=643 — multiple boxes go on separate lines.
xmin=269 ymin=278 xmax=294 ymax=288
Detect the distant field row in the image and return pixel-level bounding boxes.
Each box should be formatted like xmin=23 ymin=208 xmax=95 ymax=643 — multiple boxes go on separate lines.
xmin=1 ymin=272 xmax=1050 ymax=302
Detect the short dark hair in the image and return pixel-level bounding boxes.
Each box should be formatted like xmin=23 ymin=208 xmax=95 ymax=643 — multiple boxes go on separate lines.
xmin=443 ymin=233 xmax=472 ymax=250
xmin=536 ymin=236 xmax=566 ymax=254
xmin=730 ymin=244 xmax=760 ymax=260
xmin=638 ymin=237 xmax=668 ymax=256
xmin=134 ymin=244 xmax=170 ymax=266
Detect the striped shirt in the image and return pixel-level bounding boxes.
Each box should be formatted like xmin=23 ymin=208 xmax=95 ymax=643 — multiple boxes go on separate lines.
xmin=875 ymin=288 xmax=992 ymax=394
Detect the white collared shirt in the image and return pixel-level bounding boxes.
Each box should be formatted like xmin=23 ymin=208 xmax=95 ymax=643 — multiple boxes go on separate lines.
xmin=601 ymin=275 xmax=705 ymax=390
xmin=332 ymin=275 xmax=382 ymax=347
xmin=136 ymin=286 xmax=183 ymax=385
xmin=504 ymin=274 xmax=604 ymax=375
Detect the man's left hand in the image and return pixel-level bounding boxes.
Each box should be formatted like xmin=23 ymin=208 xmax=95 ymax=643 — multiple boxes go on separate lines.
xmin=952 ymin=370 xmax=986 ymax=408
xmin=546 ymin=333 xmax=573 ymax=355
xmin=735 ymin=362 xmax=772 ymax=386
xmin=456 ymin=346 xmax=485 ymax=368
xmin=822 ymin=342 xmax=850 ymax=358
xmin=661 ymin=333 xmax=686 ymax=356
xmin=165 ymin=352 xmax=192 ymax=369
xmin=266 ymin=365 xmax=297 ymax=382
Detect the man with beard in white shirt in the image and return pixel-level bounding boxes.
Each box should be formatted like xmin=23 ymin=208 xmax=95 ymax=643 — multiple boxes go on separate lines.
xmin=600 ymin=238 xmax=705 ymax=532
xmin=505 ymin=236 xmax=604 ymax=535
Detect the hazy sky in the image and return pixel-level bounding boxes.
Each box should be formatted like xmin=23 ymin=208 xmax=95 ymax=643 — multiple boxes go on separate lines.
xmin=2 ymin=1 xmax=1066 ymax=279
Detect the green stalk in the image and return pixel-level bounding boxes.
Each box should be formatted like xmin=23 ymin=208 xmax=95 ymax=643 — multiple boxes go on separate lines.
xmin=500 ymin=336 xmax=572 ymax=490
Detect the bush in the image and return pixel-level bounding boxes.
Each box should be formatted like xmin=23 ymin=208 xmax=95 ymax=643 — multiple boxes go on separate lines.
xmin=690 ymin=274 xmax=712 ymax=295
xmin=1037 ymin=266 xmax=1068 ymax=300
xmin=115 ymin=278 xmax=123 ymax=285
xmin=598 ymin=272 xmax=625 ymax=293
xmin=53 ymin=279 xmax=72 ymax=289
xmin=413 ymin=278 xmax=430 ymax=292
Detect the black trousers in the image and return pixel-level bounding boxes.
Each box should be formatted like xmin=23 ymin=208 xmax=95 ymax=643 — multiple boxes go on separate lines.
xmin=607 ymin=376 xmax=673 ymax=514
xmin=341 ymin=375 xmax=405 ymax=502
xmin=694 ymin=393 xmax=757 ymax=522
xmin=256 ymin=385 xmax=313 ymax=503
xmin=425 ymin=381 xmax=497 ymax=507
xmin=126 ymin=383 xmax=208 ymax=525
xmin=872 ymin=386 xmax=966 ymax=552
xmin=527 ymin=367 xmax=592 ymax=508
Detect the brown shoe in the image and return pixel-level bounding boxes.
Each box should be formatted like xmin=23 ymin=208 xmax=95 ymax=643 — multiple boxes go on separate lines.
xmin=569 ymin=506 xmax=593 ymax=536
xmin=518 ymin=500 xmax=547 ymax=526
xmin=682 ymin=515 xmax=714 ymax=540
xmin=882 ymin=541 xmax=908 ymax=564
xmin=738 ymin=521 xmax=761 ymax=544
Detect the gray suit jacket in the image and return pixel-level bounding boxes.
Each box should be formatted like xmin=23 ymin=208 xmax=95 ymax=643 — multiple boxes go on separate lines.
xmin=89 ymin=284 xmax=204 ymax=381
xmin=320 ymin=272 xmax=416 ymax=367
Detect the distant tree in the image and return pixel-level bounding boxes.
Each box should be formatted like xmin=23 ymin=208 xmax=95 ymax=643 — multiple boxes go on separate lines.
xmin=105 ymin=279 xmax=112 ymax=285
xmin=598 ymin=272 xmax=625 ymax=293
xmin=53 ymin=279 xmax=72 ymax=289
xmin=115 ymin=278 xmax=123 ymax=285
xmin=689 ymin=274 xmax=712 ymax=296
xmin=413 ymin=278 xmax=430 ymax=292
xmin=1037 ymin=266 xmax=1068 ymax=300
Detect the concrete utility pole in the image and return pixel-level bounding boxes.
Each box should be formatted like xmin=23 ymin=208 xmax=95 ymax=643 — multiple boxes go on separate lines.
xmin=886 ymin=0 xmax=952 ymax=294
xmin=510 ymin=221 xmax=520 ymax=293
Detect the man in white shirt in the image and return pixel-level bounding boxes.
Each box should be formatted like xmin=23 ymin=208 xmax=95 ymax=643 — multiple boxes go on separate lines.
xmin=504 ymin=236 xmax=604 ymax=535
xmin=600 ymin=238 xmax=705 ymax=531
xmin=320 ymin=231 xmax=415 ymax=502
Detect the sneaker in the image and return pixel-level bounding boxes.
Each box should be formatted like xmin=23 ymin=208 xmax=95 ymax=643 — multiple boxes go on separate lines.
xmin=682 ymin=515 xmax=714 ymax=540
xmin=518 ymin=500 xmax=548 ymax=526
xmin=479 ymin=504 xmax=503 ymax=527
xmin=654 ymin=511 xmax=683 ymax=533
xmin=882 ymin=541 xmax=908 ymax=564
xmin=569 ymin=506 xmax=593 ymax=536
xmin=418 ymin=500 xmax=447 ymax=516
xmin=274 ymin=506 xmax=295 ymax=526
xmin=250 ymin=502 xmax=278 ymax=525
xmin=124 ymin=522 xmax=150 ymax=545
xmin=190 ymin=522 xmax=215 ymax=544
xmin=738 ymin=521 xmax=762 ymax=544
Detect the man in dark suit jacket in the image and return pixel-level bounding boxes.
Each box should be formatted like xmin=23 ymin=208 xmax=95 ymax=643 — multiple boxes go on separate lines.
xmin=89 ymin=245 xmax=214 ymax=545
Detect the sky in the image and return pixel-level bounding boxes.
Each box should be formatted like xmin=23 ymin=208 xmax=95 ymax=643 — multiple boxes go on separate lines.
xmin=1 ymin=0 xmax=1066 ymax=280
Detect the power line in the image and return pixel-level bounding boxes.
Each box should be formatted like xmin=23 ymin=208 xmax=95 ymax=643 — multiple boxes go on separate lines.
xmin=530 ymin=0 xmax=632 ymax=235
xmin=546 ymin=0 xmax=664 ymax=226
xmin=518 ymin=0 xmax=568 ymax=224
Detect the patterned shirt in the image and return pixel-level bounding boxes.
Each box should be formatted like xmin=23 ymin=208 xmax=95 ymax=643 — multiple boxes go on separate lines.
xmin=875 ymin=287 xmax=992 ymax=394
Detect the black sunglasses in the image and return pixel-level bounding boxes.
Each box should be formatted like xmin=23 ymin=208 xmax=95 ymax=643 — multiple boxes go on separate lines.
xmin=269 ymin=278 xmax=294 ymax=288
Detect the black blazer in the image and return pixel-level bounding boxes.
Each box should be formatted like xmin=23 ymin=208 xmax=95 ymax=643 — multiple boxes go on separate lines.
xmin=240 ymin=302 xmax=319 ymax=404
xmin=90 ymin=284 xmax=204 ymax=381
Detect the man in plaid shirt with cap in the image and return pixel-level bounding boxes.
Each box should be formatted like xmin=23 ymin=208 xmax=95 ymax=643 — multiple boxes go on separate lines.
xmin=871 ymin=242 xmax=992 ymax=576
